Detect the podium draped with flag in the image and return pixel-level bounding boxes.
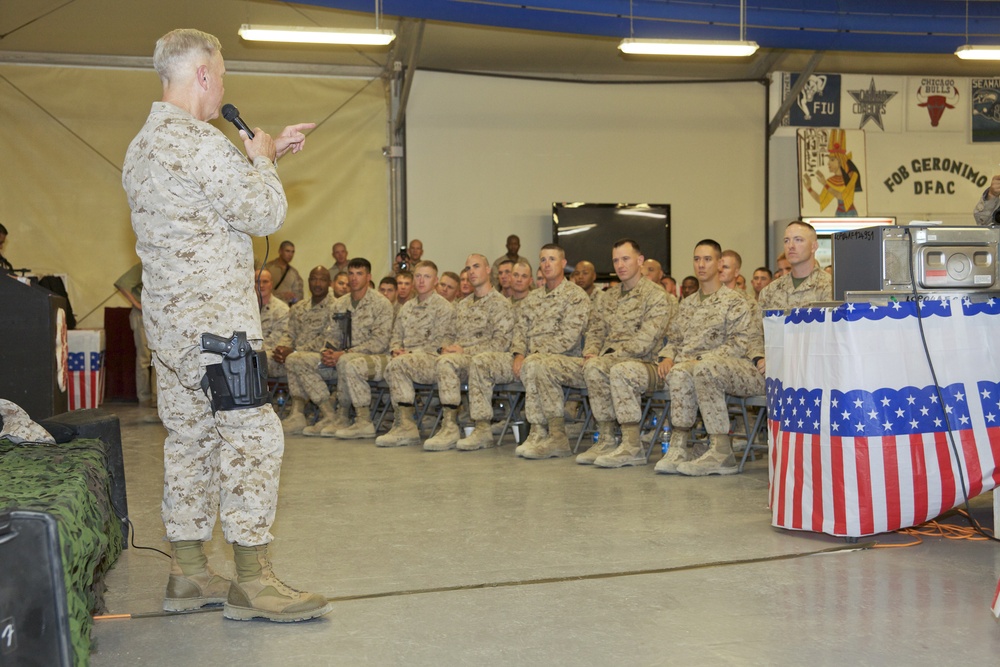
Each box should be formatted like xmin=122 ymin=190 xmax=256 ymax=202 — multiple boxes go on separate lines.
xmin=765 ymin=298 xmax=1000 ymax=538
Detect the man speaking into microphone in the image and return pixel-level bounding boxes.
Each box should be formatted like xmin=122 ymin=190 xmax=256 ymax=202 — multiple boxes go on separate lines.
xmin=122 ymin=28 xmax=328 ymax=622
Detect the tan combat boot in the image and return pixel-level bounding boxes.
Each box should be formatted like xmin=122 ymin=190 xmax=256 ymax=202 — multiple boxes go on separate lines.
xmin=281 ymin=397 xmax=308 ymax=435
xmin=457 ymin=420 xmax=496 ymax=451
xmin=424 ymin=407 xmax=461 ymax=451
xmin=319 ymin=403 xmax=351 ymax=437
xmin=520 ymin=417 xmax=574 ymax=459
xmin=163 ymin=540 xmax=231 ymax=612
xmin=302 ymin=397 xmax=338 ymax=437
xmin=334 ymin=405 xmax=375 ymax=439
xmin=575 ymin=421 xmax=618 ymax=465
xmin=676 ymin=433 xmax=739 ymax=476
xmin=654 ymin=427 xmax=692 ymax=475
xmin=223 ymin=544 xmax=332 ymax=622
xmin=375 ymin=404 xmax=422 ymax=447
xmin=594 ymin=422 xmax=647 ymax=468
xmin=514 ymin=423 xmax=547 ymax=456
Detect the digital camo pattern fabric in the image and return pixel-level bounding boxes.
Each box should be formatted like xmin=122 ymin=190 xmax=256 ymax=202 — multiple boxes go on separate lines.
xmin=390 ymin=292 xmax=456 ymax=353
xmin=757 ymin=267 xmax=833 ymax=312
xmin=667 ymin=356 xmax=764 ymax=434
xmin=123 ymin=100 xmax=287 ymax=547
xmin=584 ymin=278 xmax=670 ymax=362
xmin=330 ymin=288 xmax=394 ymax=355
xmin=512 ymin=278 xmax=591 ymax=357
xmin=583 ymin=279 xmax=670 ymax=425
xmin=454 ymin=289 xmax=514 ymax=355
xmin=155 ymin=347 xmax=283 ymax=546
xmin=278 ymin=296 xmax=331 ymax=352
xmin=436 ymin=290 xmax=515 ymax=406
xmin=122 ymin=101 xmax=286 ymax=352
xmin=657 ymin=286 xmax=757 ymax=365
xmin=260 ymin=297 xmax=290 ymax=350
xmin=286 ymin=352 xmax=336 ymax=404
xmin=658 ymin=287 xmax=764 ymax=434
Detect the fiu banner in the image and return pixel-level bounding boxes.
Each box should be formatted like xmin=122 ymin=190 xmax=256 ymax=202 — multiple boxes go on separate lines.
xmin=776 ymin=73 xmax=904 ymax=133
xmin=776 ymin=73 xmax=966 ymax=135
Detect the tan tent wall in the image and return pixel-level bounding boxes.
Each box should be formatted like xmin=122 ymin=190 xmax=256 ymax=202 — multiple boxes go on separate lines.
xmin=406 ymin=71 xmax=768 ymax=278
xmin=0 ymin=63 xmax=389 ymax=327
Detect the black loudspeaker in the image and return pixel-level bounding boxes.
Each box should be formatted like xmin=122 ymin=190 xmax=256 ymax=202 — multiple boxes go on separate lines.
xmin=41 ymin=409 xmax=129 ymax=546
xmin=0 ymin=510 xmax=73 ymax=667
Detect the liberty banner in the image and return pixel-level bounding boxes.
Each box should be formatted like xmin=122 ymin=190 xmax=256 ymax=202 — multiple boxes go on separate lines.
xmin=764 ymin=299 xmax=1000 ymax=537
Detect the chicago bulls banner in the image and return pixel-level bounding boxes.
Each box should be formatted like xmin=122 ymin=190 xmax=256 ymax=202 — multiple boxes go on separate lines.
xmin=906 ymin=77 xmax=965 ymax=132
xmin=764 ymin=298 xmax=1000 ymax=537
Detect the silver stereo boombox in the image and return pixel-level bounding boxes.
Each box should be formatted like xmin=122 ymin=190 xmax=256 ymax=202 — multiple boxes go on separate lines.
xmin=832 ymin=225 xmax=1000 ymax=300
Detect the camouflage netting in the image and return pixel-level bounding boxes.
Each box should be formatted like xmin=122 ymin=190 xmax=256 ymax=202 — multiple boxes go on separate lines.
xmin=0 ymin=438 xmax=124 ymax=667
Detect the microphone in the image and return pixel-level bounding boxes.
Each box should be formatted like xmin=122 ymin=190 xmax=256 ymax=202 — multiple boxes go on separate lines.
xmin=221 ymin=103 xmax=254 ymax=139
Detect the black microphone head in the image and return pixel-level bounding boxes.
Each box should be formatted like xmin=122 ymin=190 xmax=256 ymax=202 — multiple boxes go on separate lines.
xmin=221 ymin=104 xmax=239 ymax=122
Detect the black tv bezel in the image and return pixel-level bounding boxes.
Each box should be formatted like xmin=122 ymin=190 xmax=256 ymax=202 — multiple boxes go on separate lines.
xmin=551 ymin=202 xmax=671 ymax=281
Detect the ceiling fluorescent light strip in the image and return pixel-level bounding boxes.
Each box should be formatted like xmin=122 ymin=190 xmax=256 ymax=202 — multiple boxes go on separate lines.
xmin=618 ymin=38 xmax=759 ymax=57
xmin=955 ymin=45 xmax=1000 ymax=60
xmin=239 ymin=25 xmax=395 ymax=46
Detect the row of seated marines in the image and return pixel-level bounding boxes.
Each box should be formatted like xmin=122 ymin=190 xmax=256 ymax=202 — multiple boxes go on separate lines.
xmin=257 ymin=220 xmax=830 ymax=477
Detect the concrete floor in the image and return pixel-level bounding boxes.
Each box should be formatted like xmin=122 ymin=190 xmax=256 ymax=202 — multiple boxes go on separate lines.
xmin=91 ymin=403 xmax=1000 ymax=666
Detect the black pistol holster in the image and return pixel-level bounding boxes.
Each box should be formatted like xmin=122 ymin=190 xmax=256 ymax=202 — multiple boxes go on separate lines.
xmin=199 ymin=331 xmax=269 ymax=412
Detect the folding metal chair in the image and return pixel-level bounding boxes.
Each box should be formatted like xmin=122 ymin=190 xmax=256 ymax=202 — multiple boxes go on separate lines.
xmin=727 ymin=394 xmax=768 ymax=472
xmin=639 ymin=388 xmax=671 ymax=461
xmin=492 ymin=382 xmax=526 ymax=446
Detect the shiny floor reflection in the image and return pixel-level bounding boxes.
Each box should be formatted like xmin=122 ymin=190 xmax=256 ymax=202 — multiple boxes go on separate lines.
xmin=91 ymin=404 xmax=1000 ymax=666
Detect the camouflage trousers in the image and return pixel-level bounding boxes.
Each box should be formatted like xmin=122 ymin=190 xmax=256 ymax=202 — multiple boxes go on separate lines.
xmin=285 ymin=351 xmax=336 ymax=404
xmin=264 ymin=351 xmax=287 ymax=380
xmin=467 ymin=352 xmax=515 ymax=422
xmin=585 ymin=357 xmax=661 ymax=425
xmin=153 ymin=346 xmax=283 ymax=547
xmin=385 ymin=351 xmax=439 ymax=406
xmin=667 ymin=356 xmax=765 ymax=434
xmin=337 ymin=352 xmax=389 ymax=408
xmin=435 ymin=352 xmax=472 ymax=407
xmin=521 ymin=353 xmax=585 ymax=424
xmin=130 ymin=307 xmax=155 ymax=405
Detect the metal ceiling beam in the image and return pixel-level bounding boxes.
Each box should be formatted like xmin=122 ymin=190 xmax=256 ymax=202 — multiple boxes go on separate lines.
xmin=0 ymin=51 xmax=382 ymax=78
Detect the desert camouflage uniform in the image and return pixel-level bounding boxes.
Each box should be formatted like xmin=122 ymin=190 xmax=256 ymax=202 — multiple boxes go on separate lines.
xmin=282 ymin=296 xmax=341 ymax=403
xmin=384 ymin=293 xmax=456 ymax=405
xmin=583 ymin=279 xmax=670 ymax=425
xmin=264 ymin=260 xmax=303 ymax=305
xmin=436 ymin=290 xmax=513 ymax=407
xmin=122 ymin=101 xmax=286 ymax=546
xmin=656 ymin=286 xmax=761 ymax=435
xmin=515 ymin=279 xmax=592 ymax=424
xmin=261 ymin=295 xmax=289 ymax=378
xmin=466 ymin=294 xmax=528 ymax=420
xmin=334 ymin=288 xmax=394 ymax=409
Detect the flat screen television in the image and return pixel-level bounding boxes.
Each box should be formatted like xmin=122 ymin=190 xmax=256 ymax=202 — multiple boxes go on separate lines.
xmin=552 ymin=202 xmax=671 ymax=280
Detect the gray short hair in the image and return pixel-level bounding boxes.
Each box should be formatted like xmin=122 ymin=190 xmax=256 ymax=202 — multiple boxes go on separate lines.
xmin=153 ymin=29 xmax=221 ymax=84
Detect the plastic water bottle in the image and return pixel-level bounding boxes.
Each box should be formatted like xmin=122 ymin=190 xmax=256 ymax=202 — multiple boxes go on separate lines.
xmin=592 ymin=431 xmax=600 ymax=444
xmin=274 ymin=387 xmax=287 ymax=408
xmin=661 ymin=424 xmax=672 ymax=455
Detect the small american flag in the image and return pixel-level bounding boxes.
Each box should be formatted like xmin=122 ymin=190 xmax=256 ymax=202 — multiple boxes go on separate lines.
xmin=67 ymin=350 xmax=105 ymax=410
